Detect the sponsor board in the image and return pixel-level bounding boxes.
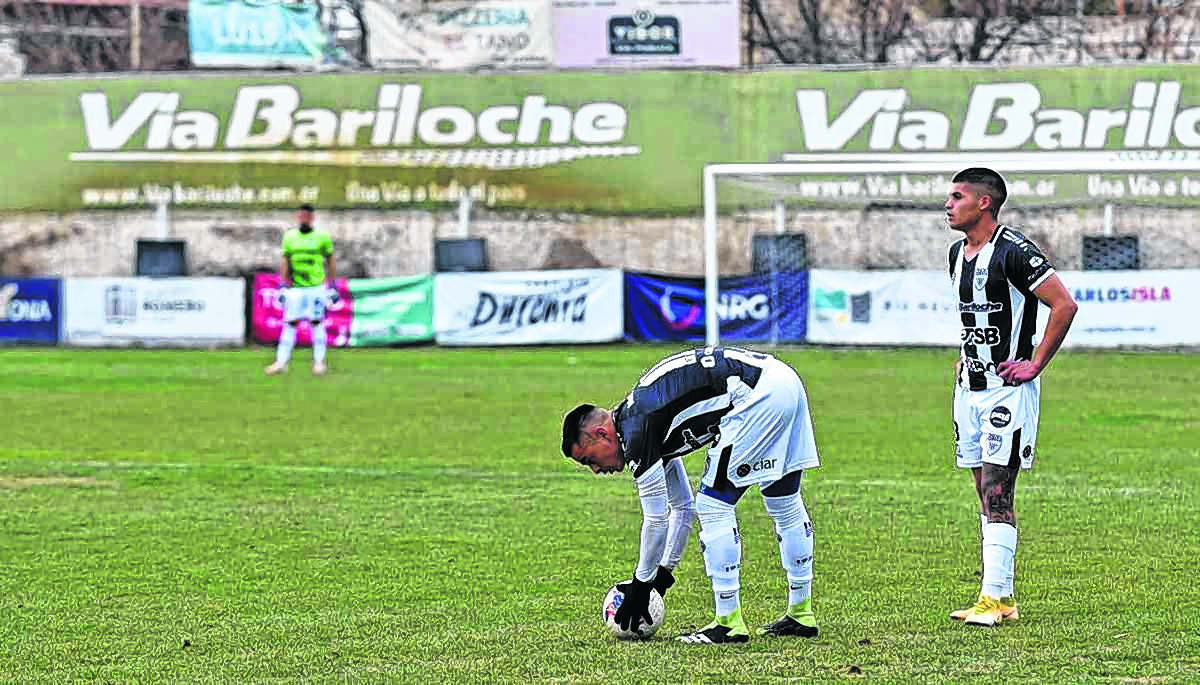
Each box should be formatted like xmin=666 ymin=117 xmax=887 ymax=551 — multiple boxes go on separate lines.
xmin=808 ymin=270 xmax=959 ymax=346
xmin=552 ymin=0 xmax=740 ymax=68
xmin=624 ymin=271 xmax=807 ymax=342
xmin=5 ymin=66 xmax=1200 ymax=212
xmin=1035 ymin=270 xmax=1200 ymax=347
xmin=0 ymin=278 xmax=61 ymax=344
xmin=63 ymin=278 xmax=245 ymax=347
xmin=433 ymin=268 xmax=623 ymax=345
xmin=368 ymin=0 xmax=554 ymax=71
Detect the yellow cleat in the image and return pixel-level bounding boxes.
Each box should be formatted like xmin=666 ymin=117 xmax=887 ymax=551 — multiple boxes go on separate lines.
xmin=951 ymin=595 xmax=1019 ymax=622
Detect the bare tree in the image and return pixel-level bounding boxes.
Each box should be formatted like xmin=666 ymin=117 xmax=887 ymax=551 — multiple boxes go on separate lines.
xmin=746 ymin=0 xmax=918 ymax=64
xmin=1 ymin=0 xmax=187 ymax=74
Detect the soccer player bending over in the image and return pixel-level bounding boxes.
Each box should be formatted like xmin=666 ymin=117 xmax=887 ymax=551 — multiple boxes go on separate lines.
xmin=561 ymin=346 xmax=822 ymax=644
xmin=266 ymin=203 xmax=338 ymax=377
xmin=944 ymin=168 xmax=1078 ymax=626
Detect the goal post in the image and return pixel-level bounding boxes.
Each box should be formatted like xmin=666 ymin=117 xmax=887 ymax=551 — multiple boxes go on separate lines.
xmin=701 ymin=152 xmax=1200 ymax=346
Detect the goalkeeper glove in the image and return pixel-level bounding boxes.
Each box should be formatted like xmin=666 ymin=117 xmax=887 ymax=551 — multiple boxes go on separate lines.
xmin=651 ymin=566 xmax=675 ymax=597
xmin=612 ymin=576 xmax=653 ymax=633
xmin=326 ymin=285 xmax=340 ymax=305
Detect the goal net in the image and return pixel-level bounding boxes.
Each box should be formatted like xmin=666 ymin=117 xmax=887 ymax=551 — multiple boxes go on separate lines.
xmin=699 ymin=153 xmax=1200 ymax=346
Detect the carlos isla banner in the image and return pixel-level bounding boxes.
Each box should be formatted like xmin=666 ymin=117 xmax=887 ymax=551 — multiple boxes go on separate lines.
xmin=188 ymin=0 xmax=329 ymax=68
xmin=807 ymin=270 xmax=960 ymax=346
xmin=433 ymin=269 xmax=623 ymax=345
xmin=0 ymin=278 xmax=61 ymax=345
xmin=251 ymin=273 xmax=353 ymax=347
xmin=1035 ymin=270 xmax=1200 ymax=348
xmin=347 ymin=275 xmax=435 ymax=346
xmin=63 ymin=278 xmax=245 ymax=347
xmin=366 ymin=0 xmax=553 ymax=71
xmin=624 ymin=271 xmax=808 ymax=343
xmin=552 ymin=0 xmax=740 ymax=68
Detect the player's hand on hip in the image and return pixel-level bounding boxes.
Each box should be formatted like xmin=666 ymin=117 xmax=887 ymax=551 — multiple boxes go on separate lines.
xmin=613 ymin=577 xmax=654 ymax=631
xmin=997 ymin=360 xmax=1040 ymax=385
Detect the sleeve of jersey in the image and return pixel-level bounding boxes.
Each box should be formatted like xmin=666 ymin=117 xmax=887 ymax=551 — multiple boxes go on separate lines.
xmin=321 ymin=234 xmax=334 ymax=257
xmin=1006 ymin=241 xmax=1055 ymax=294
xmin=948 ymin=241 xmax=961 ymax=279
xmin=633 ymin=460 xmax=670 ymax=583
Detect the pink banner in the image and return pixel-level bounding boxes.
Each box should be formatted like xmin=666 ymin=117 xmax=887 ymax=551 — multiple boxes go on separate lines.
xmin=251 ymin=273 xmax=352 ymax=347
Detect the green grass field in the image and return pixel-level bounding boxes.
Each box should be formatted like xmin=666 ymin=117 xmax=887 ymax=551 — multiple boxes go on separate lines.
xmin=1 ymin=346 xmax=1198 ymax=684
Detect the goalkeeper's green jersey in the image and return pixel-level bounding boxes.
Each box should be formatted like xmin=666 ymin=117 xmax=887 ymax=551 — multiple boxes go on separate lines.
xmin=282 ymin=227 xmax=334 ymax=287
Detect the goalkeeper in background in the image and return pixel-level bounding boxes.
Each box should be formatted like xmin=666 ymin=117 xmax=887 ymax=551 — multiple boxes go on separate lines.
xmin=265 ymin=203 xmax=337 ymax=376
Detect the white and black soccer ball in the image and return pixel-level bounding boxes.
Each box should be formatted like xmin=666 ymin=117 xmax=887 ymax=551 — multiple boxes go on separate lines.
xmin=602 ymin=581 xmax=666 ymax=640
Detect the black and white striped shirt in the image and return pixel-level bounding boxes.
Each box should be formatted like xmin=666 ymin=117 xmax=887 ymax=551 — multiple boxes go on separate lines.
xmin=949 ymin=225 xmax=1055 ymax=391
xmin=614 ymin=346 xmax=771 ymax=479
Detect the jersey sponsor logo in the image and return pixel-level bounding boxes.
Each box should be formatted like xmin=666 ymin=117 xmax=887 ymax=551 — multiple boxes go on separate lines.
xmin=964 ymin=358 xmax=999 ymax=374
xmin=0 ymin=283 xmax=53 ymax=323
xmin=961 ymin=326 xmax=1001 ymax=345
xmin=1029 ymin=256 xmax=1044 ymax=268
xmin=958 ymin=302 xmax=1004 ymax=314
xmin=989 ymin=406 xmax=1012 ymax=428
xmin=735 ymin=457 xmax=777 ymax=478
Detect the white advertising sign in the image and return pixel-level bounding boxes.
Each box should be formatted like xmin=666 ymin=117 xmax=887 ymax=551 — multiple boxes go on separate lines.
xmin=365 ymin=0 xmax=554 ymax=71
xmin=434 ymin=269 xmax=623 ymax=345
xmin=64 ymin=278 xmax=246 ymax=347
xmin=808 ymin=270 xmax=960 ymax=346
xmin=1038 ymin=270 xmax=1200 ymax=348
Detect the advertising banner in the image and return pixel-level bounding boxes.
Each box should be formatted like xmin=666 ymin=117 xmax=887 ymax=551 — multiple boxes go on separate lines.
xmin=807 ymin=270 xmax=959 ymax=346
xmin=1037 ymin=270 xmax=1200 ymax=348
xmin=63 ymin=278 xmax=245 ymax=347
xmin=188 ymin=0 xmax=329 ymax=68
xmin=347 ymin=275 xmax=434 ymax=346
xmin=551 ymin=0 xmax=740 ymax=69
xmin=251 ymin=273 xmax=352 ymax=347
xmin=433 ymin=269 xmax=623 ymax=345
xmin=366 ymin=0 xmax=553 ymax=71
xmin=6 ymin=65 xmax=1200 ymax=213
xmin=0 ymin=278 xmax=61 ymax=345
xmin=624 ymin=271 xmax=808 ymax=343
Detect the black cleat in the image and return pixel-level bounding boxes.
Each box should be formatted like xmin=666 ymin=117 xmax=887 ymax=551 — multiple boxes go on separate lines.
xmin=677 ymin=623 xmax=750 ymax=645
xmin=758 ymin=614 xmax=819 ymax=638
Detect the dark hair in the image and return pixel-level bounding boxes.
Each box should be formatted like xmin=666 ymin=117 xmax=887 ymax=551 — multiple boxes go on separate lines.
xmin=298 ymin=203 xmax=316 ymax=213
xmin=561 ymin=404 xmax=596 ymax=457
xmin=952 ymin=167 xmax=1007 ymax=217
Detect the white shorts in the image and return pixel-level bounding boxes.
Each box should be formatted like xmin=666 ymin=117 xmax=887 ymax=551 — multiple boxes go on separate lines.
xmin=282 ymin=286 xmax=328 ymax=323
xmin=701 ymin=358 xmax=822 ymax=491
xmin=953 ymin=379 xmax=1040 ymax=470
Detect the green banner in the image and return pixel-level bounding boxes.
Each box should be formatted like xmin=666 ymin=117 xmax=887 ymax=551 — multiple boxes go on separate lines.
xmin=2 ymin=65 xmax=1200 ymax=213
xmin=347 ymin=276 xmax=434 ymax=346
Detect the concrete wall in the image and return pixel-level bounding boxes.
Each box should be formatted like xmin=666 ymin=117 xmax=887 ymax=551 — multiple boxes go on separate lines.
xmin=3 ymin=204 xmax=1199 ymax=278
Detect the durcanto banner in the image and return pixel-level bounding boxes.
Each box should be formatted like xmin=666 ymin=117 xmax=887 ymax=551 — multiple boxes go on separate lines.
xmin=2 ymin=65 xmax=1200 ymax=213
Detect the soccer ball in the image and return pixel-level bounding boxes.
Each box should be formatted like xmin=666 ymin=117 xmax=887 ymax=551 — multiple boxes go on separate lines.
xmin=602 ymin=581 xmax=666 ymax=640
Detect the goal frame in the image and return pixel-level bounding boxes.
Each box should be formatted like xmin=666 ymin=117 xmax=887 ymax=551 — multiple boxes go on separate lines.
xmin=700 ymin=153 xmax=1200 ymax=346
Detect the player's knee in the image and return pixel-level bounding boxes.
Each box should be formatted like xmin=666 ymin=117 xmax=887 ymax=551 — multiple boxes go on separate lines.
xmin=763 ymin=491 xmax=810 ymax=533
xmin=695 ymin=492 xmax=737 ymax=532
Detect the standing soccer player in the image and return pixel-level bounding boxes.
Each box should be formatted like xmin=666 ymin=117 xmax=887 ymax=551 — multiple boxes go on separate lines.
xmin=944 ymin=168 xmax=1078 ymax=626
xmin=561 ymin=345 xmax=822 ymax=644
xmin=265 ymin=203 xmax=337 ymax=376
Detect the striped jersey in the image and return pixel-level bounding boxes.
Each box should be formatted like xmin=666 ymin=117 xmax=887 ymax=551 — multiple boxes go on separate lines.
xmin=613 ymin=346 xmax=773 ymax=478
xmin=949 ymin=225 xmax=1055 ymax=391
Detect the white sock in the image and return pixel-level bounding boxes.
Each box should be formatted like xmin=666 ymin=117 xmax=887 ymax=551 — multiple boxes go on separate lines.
xmin=696 ymin=495 xmax=741 ymax=619
xmin=312 ymin=322 xmax=328 ymax=364
xmin=763 ymin=493 xmax=813 ymax=608
xmin=275 ymin=323 xmax=297 ymax=365
xmin=981 ymin=522 xmax=1018 ymax=599
xmin=1006 ymin=531 xmax=1018 ymax=598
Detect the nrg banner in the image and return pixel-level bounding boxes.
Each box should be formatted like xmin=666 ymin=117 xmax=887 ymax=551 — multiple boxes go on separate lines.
xmin=624 ymin=271 xmax=808 ymax=343
xmin=0 ymin=277 xmax=61 ymax=344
